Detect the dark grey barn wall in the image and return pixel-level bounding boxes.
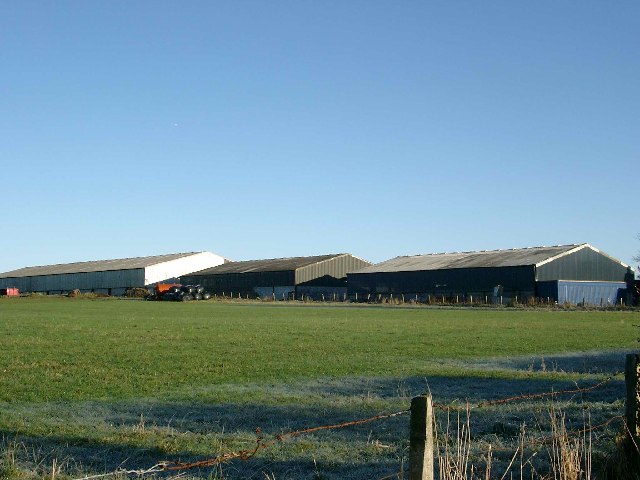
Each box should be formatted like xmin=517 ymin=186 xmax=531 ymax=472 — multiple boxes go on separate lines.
xmin=536 ymin=248 xmax=628 ymax=282
xmin=0 ymin=269 xmax=145 ymax=294
xmin=295 ymin=255 xmax=370 ymax=284
xmin=181 ymin=270 xmax=295 ymax=294
xmin=347 ymin=265 xmax=536 ymax=297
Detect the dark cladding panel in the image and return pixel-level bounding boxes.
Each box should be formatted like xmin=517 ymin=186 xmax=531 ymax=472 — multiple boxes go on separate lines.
xmin=182 ymin=270 xmax=295 ymax=294
xmin=348 ymin=265 xmax=536 ymax=297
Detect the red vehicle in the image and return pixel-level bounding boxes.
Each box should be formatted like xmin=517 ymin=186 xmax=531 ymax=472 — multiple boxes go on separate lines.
xmin=0 ymin=287 xmax=19 ymax=297
xmin=155 ymin=283 xmax=182 ymax=295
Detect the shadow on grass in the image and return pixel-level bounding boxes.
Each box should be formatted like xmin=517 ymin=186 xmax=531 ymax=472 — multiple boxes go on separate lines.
xmin=1 ymin=350 xmax=631 ymax=479
xmin=486 ymin=349 xmax=634 ymax=374
xmin=87 ymin=378 xmax=623 ymax=444
xmin=0 ymin=410 xmax=404 ymax=480
xmin=0 ymin=433 xmax=402 ymax=480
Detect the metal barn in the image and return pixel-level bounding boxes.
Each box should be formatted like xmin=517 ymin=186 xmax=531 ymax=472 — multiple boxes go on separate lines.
xmin=347 ymin=244 xmax=632 ymax=305
xmin=0 ymin=251 xmax=225 ymax=296
xmin=181 ymin=253 xmax=371 ymax=300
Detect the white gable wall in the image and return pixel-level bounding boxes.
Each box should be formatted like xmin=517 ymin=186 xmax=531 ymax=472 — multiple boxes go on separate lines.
xmin=144 ymin=251 xmax=225 ymax=286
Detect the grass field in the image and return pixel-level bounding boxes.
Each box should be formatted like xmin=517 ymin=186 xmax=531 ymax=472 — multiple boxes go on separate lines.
xmin=0 ymin=297 xmax=638 ymax=479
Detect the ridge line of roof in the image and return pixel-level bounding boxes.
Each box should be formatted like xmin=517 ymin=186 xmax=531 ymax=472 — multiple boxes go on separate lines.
xmin=145 ymin=251 xmax=211 ymax=268
xmin=13 ymin=252 xmax=204 ymax=271
xmin=346 ymin=253 xmax=372 ymax=265
xmin=389 ymin=244 xmax=582 ymax=260
xmin=534 ymin=244 xmax=588 ymax=268
xmin=221 ymin=253 xmax=348 ymax=263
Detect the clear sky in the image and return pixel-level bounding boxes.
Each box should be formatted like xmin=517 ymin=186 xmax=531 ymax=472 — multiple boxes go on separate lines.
xmin=1 ymin=1 xmax=638 ymax=273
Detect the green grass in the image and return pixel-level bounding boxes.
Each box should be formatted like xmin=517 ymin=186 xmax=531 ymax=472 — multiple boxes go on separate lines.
xmin=0 ymin=297 xmax=638 ymax=479
xmin=0 ymin=297 xmax=637 ymax=402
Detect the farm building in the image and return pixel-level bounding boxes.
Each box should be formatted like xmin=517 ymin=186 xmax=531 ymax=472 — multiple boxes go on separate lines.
xmin=348 ymin=244 xmax=633 ymax=305
xmin=181 ymin=253 xmax=371 ymax=300
xmin=0 ymin=251 xmax=225 ymax=296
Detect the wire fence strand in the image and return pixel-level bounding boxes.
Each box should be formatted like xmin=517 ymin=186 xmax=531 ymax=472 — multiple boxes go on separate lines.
xmin=432 ymin=372 xmax=622 ymax=411
xmin=162 ymin=409 xmax=410 ymax=472
xmin=70 ymin=372 xmax=625 ymax=480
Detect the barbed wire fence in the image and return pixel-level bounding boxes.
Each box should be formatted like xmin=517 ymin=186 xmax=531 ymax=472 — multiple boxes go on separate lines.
xmin=70 ymin=355 xmax=640 ymax=480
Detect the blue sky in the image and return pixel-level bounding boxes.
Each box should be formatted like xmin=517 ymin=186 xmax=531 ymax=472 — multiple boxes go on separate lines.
xmin=1 ymin=1 xmax=638 ymax=273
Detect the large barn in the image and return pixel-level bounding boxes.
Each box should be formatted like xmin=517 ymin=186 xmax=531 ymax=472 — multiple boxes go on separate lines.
xmin=347 ymin=244 xmax=633 ymax=305
xmin=0 ymin=251 xmax=225 ymax=296
xmin=182 ymin=253 xmax=371 ymax=300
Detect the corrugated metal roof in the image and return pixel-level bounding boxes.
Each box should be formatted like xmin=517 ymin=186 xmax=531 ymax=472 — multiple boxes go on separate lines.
xmin=0 ymin=252 xmax=204 ymax=278
xmin=189 ymin=254 xmax=351 ymax=275
xmin=354 ymin=244 xmax=587 ymax=274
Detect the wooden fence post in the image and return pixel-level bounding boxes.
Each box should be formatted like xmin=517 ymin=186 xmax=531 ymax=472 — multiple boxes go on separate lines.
xmin=625 ymin=354 xmax=640 ymax=443
xmin=409 ymin=394 xmax=434 ymax=480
